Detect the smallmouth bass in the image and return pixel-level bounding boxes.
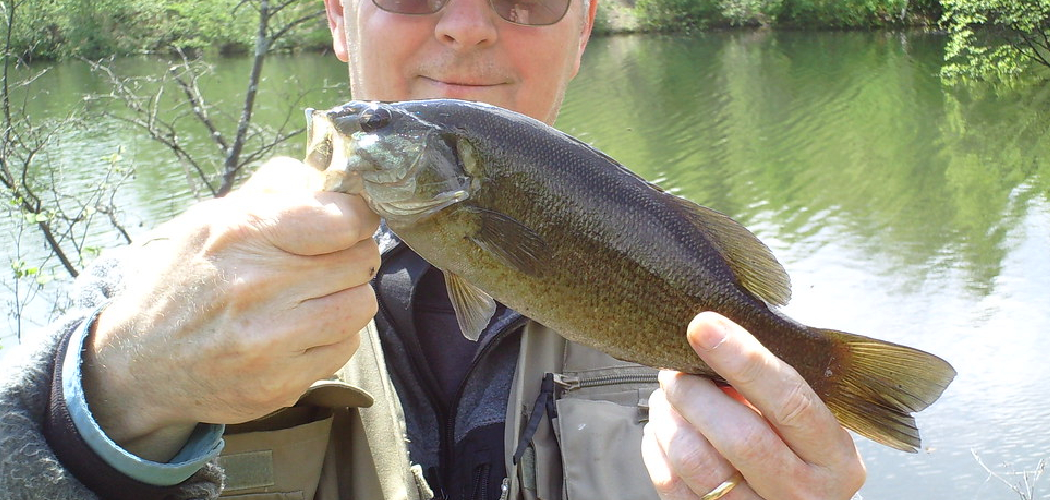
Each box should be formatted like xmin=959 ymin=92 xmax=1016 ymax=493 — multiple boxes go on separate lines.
xmin=304 ymin=99 xmax=956 ymax=453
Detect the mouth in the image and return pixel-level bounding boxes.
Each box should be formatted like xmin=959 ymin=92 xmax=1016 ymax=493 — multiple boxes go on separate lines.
xmin=419 ymin=76 xmax=508 ymax=98
xmin=422 ymin=75 xmax=504 ymax=86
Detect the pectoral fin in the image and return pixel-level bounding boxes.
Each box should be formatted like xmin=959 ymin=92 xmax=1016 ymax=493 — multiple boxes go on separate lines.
xmin=466 ymin=206 xmax=551 ymax=277
xmin=444 ymin=271 xmax=496 ymax=341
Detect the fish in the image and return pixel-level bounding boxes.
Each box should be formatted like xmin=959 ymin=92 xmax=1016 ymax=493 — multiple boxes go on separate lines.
xmin=304 ymin=98 xmax=956 ymax=453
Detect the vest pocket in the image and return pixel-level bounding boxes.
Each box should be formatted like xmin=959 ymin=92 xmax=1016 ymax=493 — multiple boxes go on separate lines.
xmin=218 ymin=407 xmax=334 ymax=499
xmin=553 ymin=367 xmax=661 ymax=500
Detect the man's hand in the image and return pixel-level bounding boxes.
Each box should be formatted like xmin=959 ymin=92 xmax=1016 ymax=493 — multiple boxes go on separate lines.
xmin=82 ymin=158 xmax=381 ymax=461
xmin=641 ymin=312 xmax=866 ymax=500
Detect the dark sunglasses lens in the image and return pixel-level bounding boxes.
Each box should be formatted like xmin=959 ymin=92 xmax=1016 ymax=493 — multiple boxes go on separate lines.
xmin=374 ymin=0 xmax=446 ymax=14
xmin=491 ymin=0 xmax=571 ymax=25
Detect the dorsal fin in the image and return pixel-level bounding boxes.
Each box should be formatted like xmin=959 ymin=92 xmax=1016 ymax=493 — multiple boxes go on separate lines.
xmin=667 ymin=195 xmax=792 ymax=306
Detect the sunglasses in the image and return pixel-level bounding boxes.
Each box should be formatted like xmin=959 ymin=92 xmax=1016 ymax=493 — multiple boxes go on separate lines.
xmin=371 ymin=0 xmax=573 ymax=26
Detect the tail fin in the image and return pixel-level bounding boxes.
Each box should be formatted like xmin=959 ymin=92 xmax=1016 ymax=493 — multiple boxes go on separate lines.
xmin=817 ymin=328 xmax=956 ymax=453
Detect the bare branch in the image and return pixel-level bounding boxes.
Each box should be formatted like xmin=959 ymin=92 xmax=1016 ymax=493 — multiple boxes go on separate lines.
xmin=218 ymin=0 xmax=272 ymax=196
xmin=172 ymin=63 xmax=229 ymax=153
xmin=82 ymin=0 xmax=331 ymax=199
xmin=86 ymin=57 xmax=223 ymax=197
xmin=268 ymin=9 xmax=326 ymax=45
xmin=274 ymin=0 xmax=299 ymax=11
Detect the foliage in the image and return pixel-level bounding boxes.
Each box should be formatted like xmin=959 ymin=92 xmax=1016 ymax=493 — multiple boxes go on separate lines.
xmin=2 ymin=0 xmax=134 ymax=339
xmin=633 ymin=0 xmax=935 ymax=29
xmin=144 ymin=1 xmax=257 ymax=54
xmin=2 ymin=0 xmax=329 ymax=60
xmin=87 ymin=0 xmax=326 ymax=198
xmin=0 ymin=0 xmax=328 ymax=344
xmin=941 ymin=0 xmax=1050 ymax=83
xmin=776 ymin=0 xmax=916 ymax=26
xmin=593 ymin=0 xmax=643 ymax=33
xmin=717 ymin=0 xmax=784 ymax=25
xmin=635 ymin=0 xmax=722 ymax=30
xmin=2 ymin=0 xmax=62 ymax=59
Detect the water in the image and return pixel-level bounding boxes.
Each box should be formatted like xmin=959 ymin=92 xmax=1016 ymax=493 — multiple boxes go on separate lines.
xmin=3 ymin=31 xmax=1050 ymax=498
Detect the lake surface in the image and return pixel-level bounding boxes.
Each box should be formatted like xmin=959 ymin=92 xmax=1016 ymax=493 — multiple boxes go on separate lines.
xmin=3 ymin=31 xmax=1050 ymax=499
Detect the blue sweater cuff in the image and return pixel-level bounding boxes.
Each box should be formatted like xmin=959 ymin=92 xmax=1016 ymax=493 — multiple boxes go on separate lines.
xmin=62 ymin=308 xmax=225 ymax=486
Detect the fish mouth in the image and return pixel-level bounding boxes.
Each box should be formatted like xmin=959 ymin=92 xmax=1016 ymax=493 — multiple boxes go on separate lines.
xmin=354 ymin=150 xmax=471 ymax=219
xmin=313 ymin=100 xmax=474 ymax=219
xmin=368 ymin=188 xmax=470 ymax=218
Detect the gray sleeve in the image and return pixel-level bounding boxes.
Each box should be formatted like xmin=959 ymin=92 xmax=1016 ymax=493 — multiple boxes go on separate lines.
xmin=0 ymin=249 xmax=225 ymax=500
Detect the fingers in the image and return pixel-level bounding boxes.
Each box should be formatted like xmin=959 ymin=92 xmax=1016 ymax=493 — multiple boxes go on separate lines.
xmin=288 ymin=282 xmax=378 ymax=350
xmin=684 ymin=313 xmax=855 ymax=467
xmin=643 ymin=387 xmax=760 ymax=500
xmin=660 ymin=370 xmax=795 ymax=498
xmin=224 ymin=235 xmax=381 ymax=314
xmin=214 ymin=189 xmax=379 ymax=257
xmin=301 ymin=320 xmax=366 ymax=377
xmin=239 ymin=156 xmax=325 ymax=193
xmin=86 ymin=157 xmax=386 ymax=442
xmin=260 ymin=192 xmax=379 ymax=256
xmin=199 ymin=174 xmax=382 ymax=303
xmin=656 ymin=312 xmax=866 ymax=500
xmin=231 ymin=157 xmax=381 ymax=256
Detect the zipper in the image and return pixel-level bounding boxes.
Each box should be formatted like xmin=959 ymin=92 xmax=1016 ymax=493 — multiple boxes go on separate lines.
xmin=553 ymin=370 xmax=660 ymax=425
xmin=373 ymin=250 xmax=454 ymax=498
xmin=553 ymin=371 xmax=660 ymax=392
xmin=498 ymin=478 xmax=510 ymax=500
xmin=375 ymin=245 xmax=528 ymax=500
xmin=440 ymin=314 xmax=528 ymax=498
xmin=377 ymin=246 xmax=450 ymax=406
xmin=469 ymin=463 xmax=491 ymax=500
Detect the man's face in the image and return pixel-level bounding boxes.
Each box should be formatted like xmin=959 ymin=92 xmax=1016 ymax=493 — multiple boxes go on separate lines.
xmin=324 ymin=0 xmax=598 ymax=125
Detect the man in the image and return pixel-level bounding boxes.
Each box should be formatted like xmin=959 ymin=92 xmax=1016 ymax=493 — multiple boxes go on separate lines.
xmin=0 ymin=0 xmax=866 ymax=497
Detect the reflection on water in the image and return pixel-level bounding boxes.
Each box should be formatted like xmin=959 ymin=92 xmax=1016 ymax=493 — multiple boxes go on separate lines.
xmin=4 ymin=31 xmax=1050 ymax=498
xmin=558 ymin=32 xmax=1050 ymax=499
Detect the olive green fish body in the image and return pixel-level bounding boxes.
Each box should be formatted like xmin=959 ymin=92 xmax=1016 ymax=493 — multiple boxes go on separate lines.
xmin=306 ymin=99 xmax=955 ymax=453
xmin=403 ymin=138 xmax=812 ymax=374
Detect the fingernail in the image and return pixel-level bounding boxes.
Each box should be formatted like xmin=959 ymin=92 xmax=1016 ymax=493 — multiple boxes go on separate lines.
xmin=689 ymin=312 xmax=730 ymax=351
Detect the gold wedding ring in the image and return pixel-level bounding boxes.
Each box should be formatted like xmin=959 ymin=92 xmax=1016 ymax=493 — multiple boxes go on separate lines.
xmin=699 ymin=470 xmax=745 ymax=500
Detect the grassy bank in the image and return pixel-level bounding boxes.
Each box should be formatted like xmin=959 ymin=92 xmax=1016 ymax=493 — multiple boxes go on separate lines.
xmin=593 ymin=0 xmax=943 ymax=34
xmin=5 ymin=0 xmax=1046 ymax=84
xmin=7 ymin=0 xmax=944 ymax=61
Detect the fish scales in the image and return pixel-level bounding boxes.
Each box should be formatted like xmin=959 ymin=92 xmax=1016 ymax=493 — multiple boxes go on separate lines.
xmin=305 ymin=98 xmax=955 ymax=453
xmin=421 ymin=103 xmax=829 ymax=377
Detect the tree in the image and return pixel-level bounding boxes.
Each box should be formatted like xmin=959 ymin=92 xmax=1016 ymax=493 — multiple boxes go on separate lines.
xmin=89 ymin=0 xmax=326 ymax=197
xmin=1 ymin=0 xmax=133 ymax=340
xmin=941 ymin=0 xmax=1050 ymax=82
xmin=2 ymin=0 xmax=327 ymax=343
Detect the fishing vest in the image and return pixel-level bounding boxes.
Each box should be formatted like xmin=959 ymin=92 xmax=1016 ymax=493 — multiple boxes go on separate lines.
xmin=215 ymin=319 xmax=661 ymax=500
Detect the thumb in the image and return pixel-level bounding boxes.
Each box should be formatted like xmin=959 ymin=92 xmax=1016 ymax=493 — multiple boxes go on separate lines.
xmin=238 ymin=157 xmax=325 ymax=195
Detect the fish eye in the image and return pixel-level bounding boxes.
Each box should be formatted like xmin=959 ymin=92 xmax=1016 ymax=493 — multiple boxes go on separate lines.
xmin=360 ymin=105 xmax=392 ymax=133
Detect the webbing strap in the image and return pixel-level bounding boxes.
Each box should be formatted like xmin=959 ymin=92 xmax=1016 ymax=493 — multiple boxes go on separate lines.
xmin=512 ymin=373 xmax=558 ymax=465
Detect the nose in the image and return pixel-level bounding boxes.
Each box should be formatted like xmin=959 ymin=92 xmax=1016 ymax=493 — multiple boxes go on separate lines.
xmin=434 ymin=0 xmax=498 ymax=48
